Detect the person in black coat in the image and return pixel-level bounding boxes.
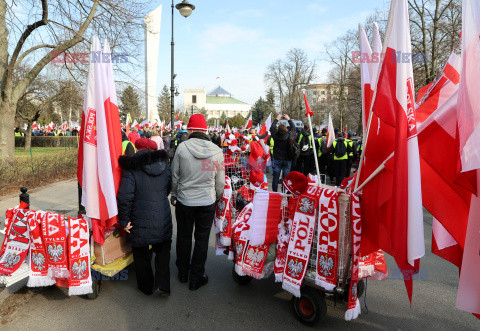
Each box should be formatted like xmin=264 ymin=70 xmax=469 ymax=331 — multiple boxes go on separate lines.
xmin=270 ymin=114 xmax=296 ymax=191
xmin=117 ymin=138 xmax=172 ymax=295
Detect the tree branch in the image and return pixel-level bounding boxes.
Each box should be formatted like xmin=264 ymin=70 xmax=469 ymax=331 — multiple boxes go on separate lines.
xmin=15 ymin=44 xmax=56 ymax=67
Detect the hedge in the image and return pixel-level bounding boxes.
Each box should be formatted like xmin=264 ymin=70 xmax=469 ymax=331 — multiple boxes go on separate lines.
xmin=0 ymin=149 xmax=78 ymax=195
xmin=15 ymin=136 xmax=80 ymax=148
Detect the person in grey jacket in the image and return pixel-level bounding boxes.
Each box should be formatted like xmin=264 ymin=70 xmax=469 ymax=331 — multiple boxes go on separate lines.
xmin=170 ymin=114 xmax=224 ymax=291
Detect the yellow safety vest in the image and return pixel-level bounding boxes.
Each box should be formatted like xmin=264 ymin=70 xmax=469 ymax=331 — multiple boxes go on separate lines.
xmin=345 ymin=138 xmax=354 ymax=157
xmin=317 ymin=136 xmax=326 ymax=156
xmin=14 ymin=132 xmax=22 ymax=137
xmin=122 ymin=140 xmax=136 ymax=155
xmin=297 ymin=134 xmax=313 ymax=148
xmin=332 ymin=140 xmax=348 ymax=160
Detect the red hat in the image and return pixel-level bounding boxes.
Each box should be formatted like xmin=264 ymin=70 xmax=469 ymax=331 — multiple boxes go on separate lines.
xmin=250 ymin=170 xmax=265 ymax=189
xmin=135 ymin=138 xmax=157 ymax=150
xmin=187 ymin=114 xmax=208 ymax=131
xmin=283 ymin=171 xmax=308 ymax=196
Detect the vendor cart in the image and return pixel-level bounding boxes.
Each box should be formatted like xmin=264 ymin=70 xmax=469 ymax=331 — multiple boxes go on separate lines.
xmin=231 ymin=186 xmax=364 ymax=326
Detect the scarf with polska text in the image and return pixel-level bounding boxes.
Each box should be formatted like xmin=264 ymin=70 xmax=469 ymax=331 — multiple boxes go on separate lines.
xmin=282 ymin=186 xmax=321 ymax=297
xmin=274 ymin=196 xmax=298 ymax=282
xmin=68 ymin=217 xmax=92 ymax=296
xmin=315 ymin=188 xmax=340 ymax=291
xmin=215 ymin=176 xmax=233 ymax=246
xmin=345 ymin=193 xmax=361 ymax=321
xmin=41 ymin=212 xmax=69 ymax=279
xmin=241 ymin=243 xmax=269 ymax=279
xmin=27 ymin=210 xmax=55 ymax=287
xmin=232 ymin=203 xmax=253 ymax=276
xmin=0 ymin=208 xmax=30 ymax=276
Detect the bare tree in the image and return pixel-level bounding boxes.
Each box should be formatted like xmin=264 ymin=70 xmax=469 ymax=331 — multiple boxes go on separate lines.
xmin=264 ymin=48 xmax=316 ymax=119
xmin=0 ymin=0 xmax=149 ymax=156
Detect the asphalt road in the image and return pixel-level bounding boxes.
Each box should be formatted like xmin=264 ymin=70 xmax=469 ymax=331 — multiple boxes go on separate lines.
xmin=0 ymin=179 xmax=478 ymax=330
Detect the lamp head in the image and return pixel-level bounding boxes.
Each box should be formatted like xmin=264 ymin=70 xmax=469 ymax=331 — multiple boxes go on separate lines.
xmin=175 ymin=0 xmax=195 ymax=18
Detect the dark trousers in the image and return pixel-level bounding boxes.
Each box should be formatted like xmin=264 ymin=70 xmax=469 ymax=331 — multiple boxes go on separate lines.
xmin=295 ymin=154 xmax=315 ymax=176
xmin=272 ymin=158 xmax=292 ymax=192
xmin=175 ymin=202 xmax=215 ymax=282
xmin=346 ymin=158 xmax=353 ymax=177
xmin=318 ymin=154 xmax=328 ymax=176
xmin=334 ymin=159 xmax=347 ymax=186
xmin=132 ymin=241 xmax=171 ymax=295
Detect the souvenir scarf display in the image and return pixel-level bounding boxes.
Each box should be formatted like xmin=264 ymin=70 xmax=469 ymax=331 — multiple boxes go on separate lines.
xmin=67 ymin=217 xmax=93 ymax=296
xmin=359 ymin=250 xmax=388 ymax=280
xmin=248 ymin=190 xmax=283 ymax=246
xmin=0 ymin=208 xmax=30 ymax=276
xmin=315 ymin=188 xmax=340 ymax=291
xmin=282 ymin=186 xmax=322 ymax=297
xmin=241 ymin=242 xmax=270 ymax=279
xmin=215 ymin=176 xmax=233 ymax=247
xmin=231 ymin=203 xmax=253 ymax=276
xmin=345 ymin=193 xmax=361 ymax=321
xmin=27 ymin=210 xmax=55 ymax=287
xmin=41 ymin=212 xmax=69 ymax=279
xmin=274 ymin=196 xmax=298 ymax=282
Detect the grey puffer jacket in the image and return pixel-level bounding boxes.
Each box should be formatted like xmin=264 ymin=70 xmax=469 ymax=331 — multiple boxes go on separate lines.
xmin=171 ymin=132 xmax=224 ymax=206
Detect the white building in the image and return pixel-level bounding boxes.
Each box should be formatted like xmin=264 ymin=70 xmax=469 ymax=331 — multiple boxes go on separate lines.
xmin=183 ymin=86 xmax=252 ymax=118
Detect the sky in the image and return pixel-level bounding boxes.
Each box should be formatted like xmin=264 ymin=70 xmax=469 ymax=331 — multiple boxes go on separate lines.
xmin=148 ymin=0 xmax=388 ymax=108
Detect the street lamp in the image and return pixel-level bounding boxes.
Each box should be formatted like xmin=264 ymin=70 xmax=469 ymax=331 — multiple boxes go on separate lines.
xmin=171 ymin=0 xmax=195 ymax=136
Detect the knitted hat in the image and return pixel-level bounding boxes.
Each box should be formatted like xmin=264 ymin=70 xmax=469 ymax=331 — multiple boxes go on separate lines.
xmin=135 ymin=138 xmax=157 ymax=150
xmin=250 ymin=170 xmax=265 ymax=189
xmin=187 ymin=114 xmax=208 ymax=131
xmin=283 ymin=171 xmax=308 ymax=196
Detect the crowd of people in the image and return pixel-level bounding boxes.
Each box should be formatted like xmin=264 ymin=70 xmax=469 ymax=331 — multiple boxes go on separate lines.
xmin=115 ymin=113 xmax=362 ymax=296
xmin=14 ymin=127 xmax=80 ymax=136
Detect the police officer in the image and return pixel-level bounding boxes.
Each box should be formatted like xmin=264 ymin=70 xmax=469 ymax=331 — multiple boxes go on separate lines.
xmin=332 ymin=132 xmax=348 ymax=186
xmin=345 ymin=132 xmax=356 ymax=177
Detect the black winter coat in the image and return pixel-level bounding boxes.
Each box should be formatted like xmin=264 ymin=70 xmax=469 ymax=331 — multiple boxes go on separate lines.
xmin=270 ymin=119 xmax=296 ymax=160
xmin=117 ymin=149 xmax=172 ymax=247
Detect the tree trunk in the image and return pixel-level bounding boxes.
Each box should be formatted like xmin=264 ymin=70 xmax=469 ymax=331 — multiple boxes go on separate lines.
xmin=0 ymin=100 xmax=16 ymax=157
xmin=24 ymin=121 xmax=33 ymax=151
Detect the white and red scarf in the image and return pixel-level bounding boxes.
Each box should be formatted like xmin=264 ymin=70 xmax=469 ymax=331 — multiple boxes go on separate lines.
xmin=249 ymin=190 xmax=283 ymax=246
xmin=27 ymin=211 xmax=55 ymax=287
xmin=315 ymin=188 xmax=339 ymax=291
xmin=0 ymin=208 xmax=30 ymax=276
xmin=282 ymin=186 xmax=321 ymax=297
xmin=232 ymin=203 xmax=253 ymax=276
xmin=215 ymin=176 xmax=233 ymax=246
xmin=68 ymin=217 xmax=92 ymax=296
xmin=345 ymin=193 xmax=361 ymax=321
xmin=41 ymin=212 xmax=69 ymax=279
xmin=359 ymin=250 xmax=388 ymax=280
xmin=241 ymin=243 xmax=269 ymax=279
xmin=274 ymin=196 xmax=298 ymax=282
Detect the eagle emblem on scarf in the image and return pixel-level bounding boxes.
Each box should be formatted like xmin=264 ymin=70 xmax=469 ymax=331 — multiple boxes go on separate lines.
xmin=246 ymin=248 xmax=265 ymax=266
xmin=32 ymin=252 xmax=46 ymax=270
xmin=235 ymin=242 xmax=244 ymax=257
xmin=299 ymin=197 xmax=314 ymax=214
xmin=47 ymin=244 xmax=64 ymax=262
xmin=287 ymin=258 xmax=303 ymax=278
xmin=2 ymin=252 xmax=21 ymax=269
xmin=72 ymin=259 xmax=88 ymax=279
xmin=318 ymin=255 xmax=334 ymax=276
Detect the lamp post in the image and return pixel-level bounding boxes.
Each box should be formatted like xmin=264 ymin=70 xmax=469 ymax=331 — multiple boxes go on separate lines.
xmin=171 ymin=0 xmax=195 ymax=136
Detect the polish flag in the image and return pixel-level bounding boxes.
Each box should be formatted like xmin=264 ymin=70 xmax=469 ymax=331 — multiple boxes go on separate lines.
xmin=62 ymin=121 xmax=68 ymax=130
xmin=244 ymin=114 xmax=252 ymax=130
xmin=77 ymin=37 xmax=122 ymax=245
xmin=225 ymin=120 xmax=231 ymax=133
xmin=359 ymin=24 xmax=375 ymax=137
xmin=139 ymin=119 xmax=149 ymax=128
xmin=32 ymin=122 xmax=38 ymax=130
xmin=132 ymin=119 xmax=139 ymax=130
xmin=165 ymin=122 xmax=171 ymax=130
xmin=358 ymin=0 xmax=424 ymax=302
xmin=455 ymin=0 xmax=480 ymax=315
xmin=248 ymin=190 xmax=283 ymax=246
xmin=327 ymin=113 xmax=335 ymax=147
xmin=175 ymin=112 xmax=180 ymax=120
xmin=125 ymin=113 xmax=131 ymax=135
xmin=259 ymin=113 xmax=272 ymax=138
xmin=174 ymin=120 xmax=182 ymax=129
xmin=371 ymin=22 xmax=383 ymax=90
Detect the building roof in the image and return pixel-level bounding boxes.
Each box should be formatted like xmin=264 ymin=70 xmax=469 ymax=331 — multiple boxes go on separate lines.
xmin=207 ymin=86 xmax=232 ymax=96
xmin=206 ymin=96 xmax=248 ymax=105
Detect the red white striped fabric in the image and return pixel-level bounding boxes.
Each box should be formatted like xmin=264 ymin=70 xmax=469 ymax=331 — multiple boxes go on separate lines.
xmin=248 ymin=190 xmax=283 ymax=246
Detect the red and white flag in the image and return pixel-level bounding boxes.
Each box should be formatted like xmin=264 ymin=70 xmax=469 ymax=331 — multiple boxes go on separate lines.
xmin=125 ymin=114 xmax=131 ymax=135
xmin=371 ymin=22 xmax=383 ymax=90
xmin=132 ymin=119 xmax=139 ymax=130
xmin=244 ymin=114 xmax=252 ymax=130
xmin=225 ymin=120 xmax=231 ymax=133
xmin=358 ymin=0 xmax=424 ymax=302
xmin=175 ymin=112 xmax=180 ymax=120
xmin=32 ymin=122 xmax=38 ymax=130
xmin=139 ymin=119 xmax=149 ymax=128
xmin=174 ymin=120 xmax=182 ymax=129
xmin=62 ymin=121 xmax=68 ymax=130
xmin=327 ymin=113 xmax=335 ymax=148
xmin=359 ymin=24 xmax=375 ymax=138
xmin=77 ymin=37 xmax=122 ymax=245
xmin=248 ymin=190 xmax=283 ymax=246
xmin=259 ymin=113 xmax=272 ymax=138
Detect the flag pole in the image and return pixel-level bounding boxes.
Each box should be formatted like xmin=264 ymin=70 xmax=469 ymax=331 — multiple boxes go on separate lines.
xmin=302 ymin=89 xmax=321 ymax=181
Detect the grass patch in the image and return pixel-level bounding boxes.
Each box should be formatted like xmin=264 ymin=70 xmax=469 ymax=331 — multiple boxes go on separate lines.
xmin=14 ymin=147 xmax=76 ymax=157
xmin=0 ymin=148 xmax=78 ymax=196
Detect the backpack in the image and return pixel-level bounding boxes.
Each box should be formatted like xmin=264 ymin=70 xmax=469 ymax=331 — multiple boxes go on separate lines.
xmin=289 ymin=137 xmax=300 ymax=161
xmin=320 ymin=137 xmax=328 ymax=154
xmin=298 ymin=134 xmax=313 ymax=156
xmin=334 ymin=140 xmax=347 ymax=158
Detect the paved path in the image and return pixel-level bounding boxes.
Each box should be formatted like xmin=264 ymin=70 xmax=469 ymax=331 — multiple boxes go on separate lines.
xmin=0 ymin=179 xmax=478 ymax=330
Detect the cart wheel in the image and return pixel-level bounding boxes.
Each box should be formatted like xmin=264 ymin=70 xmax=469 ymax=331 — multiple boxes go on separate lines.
xmin=86 ymin=279 xmax=101 ymax=300
xmin=290 ymin=286 xmax=327 ymax=326
xmin=232 ymin=266 xmax=253 ymax=285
